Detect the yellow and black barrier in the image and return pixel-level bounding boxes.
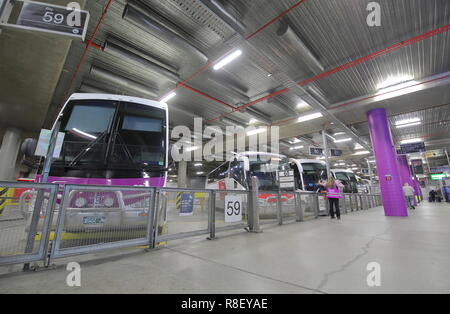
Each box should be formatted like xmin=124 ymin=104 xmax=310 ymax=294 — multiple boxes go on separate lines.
xmin=0 ymin=188 xmax=15 ymax=215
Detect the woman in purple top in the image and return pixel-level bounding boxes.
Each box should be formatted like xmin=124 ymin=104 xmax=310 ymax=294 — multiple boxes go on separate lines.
xmin=326 ymin=177 xmax=344 ymax=220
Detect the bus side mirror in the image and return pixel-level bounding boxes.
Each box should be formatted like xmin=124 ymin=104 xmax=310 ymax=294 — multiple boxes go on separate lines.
xmin=244 ymin=159 xmax=250 ymax=171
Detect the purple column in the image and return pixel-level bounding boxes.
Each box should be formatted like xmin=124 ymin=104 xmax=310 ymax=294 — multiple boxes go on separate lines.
xmin=397 ymin=155 xmax=417 ymax=206
xmin=367 ymin=108 xmax=408 ymax=217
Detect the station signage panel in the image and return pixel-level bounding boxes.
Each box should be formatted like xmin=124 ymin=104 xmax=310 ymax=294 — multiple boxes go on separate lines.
xmin=399 ymin=142 xmax=426 ymax=154
xmin=430 ymin=173 xmax=450 ymax=180
xmin=3 ymin=1 xmax=90 ymax=40
xmin=430 ymin=166 xmax=450 ymax=174
xmin=330 ymin=149 xmax=343 ymax=157
xmin=410 ymin=159 xmax=424 ymax=175
xmin=309 ymin=147 xmax=324 ymax=156
xmin=278 ymin=170 xmax=295 ymax=190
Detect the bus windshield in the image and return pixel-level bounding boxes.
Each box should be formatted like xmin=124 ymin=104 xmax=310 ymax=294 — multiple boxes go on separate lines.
xmin=51 ymin=99 xmax=167 ymax=178
xmin=248 ymin=157 xmax=290 ymax=190
xmin=302 ymin=163 xmax=328 ymax=184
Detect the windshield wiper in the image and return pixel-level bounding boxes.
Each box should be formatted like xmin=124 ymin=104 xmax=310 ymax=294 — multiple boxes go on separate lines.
xmin=68 ymin=131 xmax=108 ymax=167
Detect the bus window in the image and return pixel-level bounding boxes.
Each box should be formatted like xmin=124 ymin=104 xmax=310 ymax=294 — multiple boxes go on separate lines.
xmin=290 ymin=163 xmax=303 ymax=190
xmin=111 ymin=102 xmax=166 ymax=167
xmin=59 ymin=101 xmax=116 ymax=164
xmin=230 ymin=160 xmax=246 ymax=189
xmin=207 ymin=162 xmax=230 ymax=183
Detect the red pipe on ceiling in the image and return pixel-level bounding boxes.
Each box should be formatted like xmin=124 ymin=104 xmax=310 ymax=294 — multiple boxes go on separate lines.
xmin=272 ymin=73 xmax=450 ymax=127
xmin=207 ymin=23 xmax=450 ymax=124
xmin=163 ymin=0 xmax=308 ymax=101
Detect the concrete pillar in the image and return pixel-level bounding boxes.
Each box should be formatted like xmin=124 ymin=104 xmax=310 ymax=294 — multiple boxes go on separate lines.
xmin=397 ymin=155 xmax=417 ymax=206
xmin=0 ymin=128 xmax=22 ymax=181
xmin=367 ymin=108 xmax=407 ymax=217
xmin=177 ymin=161 xmax=187 ymax=188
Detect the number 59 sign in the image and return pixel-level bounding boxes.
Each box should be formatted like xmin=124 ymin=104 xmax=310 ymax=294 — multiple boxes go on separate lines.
xmin=224 ymin=195 xmax=242 ymax=223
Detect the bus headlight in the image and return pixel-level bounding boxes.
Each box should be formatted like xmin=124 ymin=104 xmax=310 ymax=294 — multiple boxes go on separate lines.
xmin=104 ymin=197 xmax=114 ymax=207
xmin=75 ymin=197 xmax=87 ymax=208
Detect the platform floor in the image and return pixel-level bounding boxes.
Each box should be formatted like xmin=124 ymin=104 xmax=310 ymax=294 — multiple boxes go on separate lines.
xmin=1 ymin=201 xmax=450 ymax=294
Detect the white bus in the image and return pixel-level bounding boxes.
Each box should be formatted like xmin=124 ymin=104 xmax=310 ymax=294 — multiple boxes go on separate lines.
xmin=205 ymin=152 xmax=294 ymax=214
xmin=330 ymin=169 xmax=358 ymax=193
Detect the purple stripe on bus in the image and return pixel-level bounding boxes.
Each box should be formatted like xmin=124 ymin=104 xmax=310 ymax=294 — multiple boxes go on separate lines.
xmin=35 ymin=176 xmax=166 ymax=187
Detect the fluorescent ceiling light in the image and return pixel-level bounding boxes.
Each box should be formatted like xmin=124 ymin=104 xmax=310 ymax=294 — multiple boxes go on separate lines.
xmin=396 ymin=118 xmax=422 ymax=129
xmin=396 ymin=118 xmax=421 ymax=126
xmin=334 ymin=132 xmax=345 ymax=136
xmin=197 ymin=172 xmax=205 ymax=175
xmin=194 ymin=163 xmax=203 ymax=167
xmin=297 ymin=112 xmax=323 ymax=123
xmin=186 ymin=146 xmax=200 ymax=152
xmin=326 ymin=134 xmax=336 ymax=141
xmin=355 ymin=143 xmax=364 ymax=149
xmin=248 ymin=118 xmax=259 ymax=125
xmin=375 ymin=80 xmax=422 ymax=102
xmin=289 ymin=145 xmax=304 ymax=150
xmin=297 ymin=100 xmax=310 ymax=109
xmin=377 ymin=75 xmax=414 ymax=90
xmin=72 ymin=128 xmax=97 ymax=140
xmin=334 ymin=138 xmax=352 ymax=143
xmin=397 ymin=122 xmax=421 ymax=128
xmin=400 ymin=138 xmax=423 ymax=144
xmin=247 ymin=127 xmax=267 ymax=136
xmin=160 ymin=92 xmax=176 ymax=104
xmin=289 ymin=138 xmax=302 ymax=144
xmin=353 ymin=151 xmax=371 ymax=155
xmin=213 ymin=49 xmax=242 ymax=70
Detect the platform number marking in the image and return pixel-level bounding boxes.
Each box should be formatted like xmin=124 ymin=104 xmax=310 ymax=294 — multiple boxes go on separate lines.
xmin=225 ymin=195 xmax=242 ymax=223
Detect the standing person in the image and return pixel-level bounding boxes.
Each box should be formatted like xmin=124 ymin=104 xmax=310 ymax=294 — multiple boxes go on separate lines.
xmin=402 ymin=183 xmax=415 ymax=210
xmin=326 ymin=177 xmax=343 ymax=220
xmin=429 ymin=189 xmax=436 ymax=203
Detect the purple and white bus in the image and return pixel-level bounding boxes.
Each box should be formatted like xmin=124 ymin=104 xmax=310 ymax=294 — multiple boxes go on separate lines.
xmin=40 ymin=93 xmax=169 ymax=188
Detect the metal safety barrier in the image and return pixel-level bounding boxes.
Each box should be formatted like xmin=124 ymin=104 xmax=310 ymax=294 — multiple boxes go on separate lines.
xmin=0 ymin=179 xmax=382 ymax=268
xmin=51 ymin=184 xmax=156 ymax=259
xmin=0 ymin=182 xmax=57 ymax=265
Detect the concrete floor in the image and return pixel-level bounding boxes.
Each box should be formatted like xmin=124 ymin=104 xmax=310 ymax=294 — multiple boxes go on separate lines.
xmin=1 ymin=201 xmax=450 ymax=294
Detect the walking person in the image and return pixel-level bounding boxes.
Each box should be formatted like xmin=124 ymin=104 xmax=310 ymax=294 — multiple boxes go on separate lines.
xmin=403 ymin=183 xmax=415 ymax=210
xmin=326 ymin=177 xmax=344 ymax=220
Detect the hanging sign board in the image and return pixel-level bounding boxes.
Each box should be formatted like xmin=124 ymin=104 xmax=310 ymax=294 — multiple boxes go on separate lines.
xmin=309 ymin=147 xmax=324 ymax=156
xmin=2 ymin=1 xmax=89 ymax=40
xmin=399 ymin=142 xmax=426 ymax=154
xmin=425 ymin=149 xmax=445 ymax=158
xmin=330 ymin=149 xmax=343 ymax=157
xmin=410 ymin=159 xmax=424 ymax=175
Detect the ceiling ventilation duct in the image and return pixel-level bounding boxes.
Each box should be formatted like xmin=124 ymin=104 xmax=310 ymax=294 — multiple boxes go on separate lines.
xmin=268 ymin=98 xmax=298 ymax=116
xmin=205 ymin=77 xmax=250 ymax=103
xmin=103 ymin=39 xmax=180 ymax=84
xmin=123 ymin=4 xmax=208 ymax=64
xmin=89 ymin=65 xmax=159 ymax=99
xmin=198 ymin=0 xmax=247 ymax=36
xmin=239 ymin=107 xmax=272 ymax=125
xmin=277 ymin=23 xmax=324 ymax=74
